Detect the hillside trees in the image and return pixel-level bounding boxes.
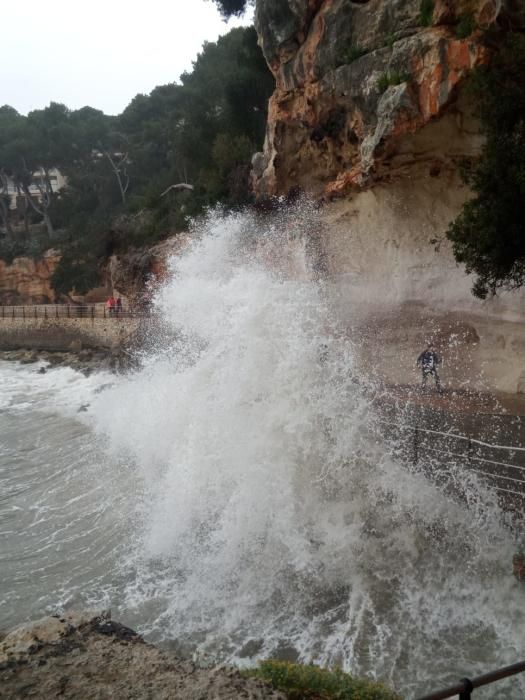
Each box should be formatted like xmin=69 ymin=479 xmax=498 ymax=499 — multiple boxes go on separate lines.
xmin=0 ymin=25 xmax=273 ymax=294
xmin=0 ymin=103 xmax=76 ymax=237
xmin=0 ymin=105 xmax=41 ymax=237
xmin=112 ymin=25 xmax=273 ymax=234
xmin=0 ymin=172 xmax=11 ymax=237
xmin=447 ymin=33 xmax=525 ymax=298
xmin=210 ymin=0 xmax=251 ymax=18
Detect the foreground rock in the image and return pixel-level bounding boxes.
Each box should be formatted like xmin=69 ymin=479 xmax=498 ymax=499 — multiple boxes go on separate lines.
xmin=0 ymin=612 xmax=285 ymax=700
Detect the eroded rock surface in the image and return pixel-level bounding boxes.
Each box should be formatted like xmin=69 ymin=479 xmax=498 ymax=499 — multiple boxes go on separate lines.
xmin=253 ymin=0 xmax=524 ymax=196
xmin=108 ymin=233 xmax=190 ymax=302
xmin=251 ymin=0 xmax=525 ymax=395
xmin=0 ymin=612 xmax=285 ymax=700
xmin=0 ymin=250 xmax=60 ymax=305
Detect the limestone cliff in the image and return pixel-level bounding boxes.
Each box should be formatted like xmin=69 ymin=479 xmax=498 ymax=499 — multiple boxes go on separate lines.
xmin=108 ymin=234 xmax=190 ymax=303
xmin=253 ymin=0 xmax=523 ymax=197
xmin=0 ymin=235 xmax=187 ymax=307
xmin=0 ymin=251 xmax=60 ymax=305
xmin=252 ymin=0 xmax=525 ymax=395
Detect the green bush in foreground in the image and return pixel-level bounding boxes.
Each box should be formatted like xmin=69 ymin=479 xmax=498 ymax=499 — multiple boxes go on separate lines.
xmin=243 ymin=660 xmax=401 ymax=700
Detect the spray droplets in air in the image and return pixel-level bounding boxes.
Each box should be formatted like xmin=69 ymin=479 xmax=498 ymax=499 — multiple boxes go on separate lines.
xmin=92 ymin=202 xmax=523 ymax=697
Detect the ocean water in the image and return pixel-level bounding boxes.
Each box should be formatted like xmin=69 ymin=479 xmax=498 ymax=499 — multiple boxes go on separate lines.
xmin=1 ymin=206 xmax=524 ymax=698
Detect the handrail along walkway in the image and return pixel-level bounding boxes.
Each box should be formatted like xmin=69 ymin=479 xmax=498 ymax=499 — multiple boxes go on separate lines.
xmin=375 ymin=416 xmax=525 ymax=500
xmin=376 ymin=412 xmax=525 ymax=697
xmin=0 ymin=304 xmax=152 ymax=320
xmin=417 ymin=659 xmax=525 ymax=699
xmin=376 ymin=417 xmax=525 ymax=453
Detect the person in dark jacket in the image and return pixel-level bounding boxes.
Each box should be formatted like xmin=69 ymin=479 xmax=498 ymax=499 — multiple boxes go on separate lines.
xmin=417 ymin=342 xmax=442 ymax=390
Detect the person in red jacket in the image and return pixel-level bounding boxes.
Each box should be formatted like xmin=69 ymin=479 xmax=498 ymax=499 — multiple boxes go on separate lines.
xmin=106 ymin=296 xmax=116 ymax=316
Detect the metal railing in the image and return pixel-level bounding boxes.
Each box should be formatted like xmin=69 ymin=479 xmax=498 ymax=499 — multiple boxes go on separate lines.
xmin=373 ymin=416 xmax=525 ymax=698
xmin=0 ymin=304 xmax=152 ymax=320
xmin=417 ymin=659 xmax=525 ymax=699
xmin=376 ymin=417 xmax=525 ymax=504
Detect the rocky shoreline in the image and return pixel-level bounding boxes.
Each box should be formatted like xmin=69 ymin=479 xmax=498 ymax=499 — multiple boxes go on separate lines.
xmin=0 ymin=348 xmax=135 ymax=375
xmin=0 ymin=612 xmax=285 ymax=700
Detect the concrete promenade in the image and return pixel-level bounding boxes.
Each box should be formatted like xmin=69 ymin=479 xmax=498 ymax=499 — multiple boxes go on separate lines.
xmin=0 ymin=305 xmax=147 ymax=351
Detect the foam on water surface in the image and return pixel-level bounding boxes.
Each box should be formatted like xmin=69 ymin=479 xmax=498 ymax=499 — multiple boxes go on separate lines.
xmin=1 ymin=205 xmax=524 ymax=698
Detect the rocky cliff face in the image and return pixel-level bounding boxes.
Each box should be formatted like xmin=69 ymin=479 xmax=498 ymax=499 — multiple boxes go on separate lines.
xmin=252 ymin=0 xmax=525 ymax=395
xmin=0 ymin=251 xmax=60 ymax=305
xmin=108 ymin=234 xmax=190 ymax=303
xmin=253 ymin=0 xmax=523 ymax=197
xmin=0 ymin=234 xmax=188 ymax=307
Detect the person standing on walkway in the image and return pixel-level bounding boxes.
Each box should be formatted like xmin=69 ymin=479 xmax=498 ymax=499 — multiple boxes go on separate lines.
xmin=116 ymin=297 xmax=122 ymax=316
xmin=416 ymin=342 xmax=442 ymax=391
xmin=107 ymin=296 xmax=116 ymax=316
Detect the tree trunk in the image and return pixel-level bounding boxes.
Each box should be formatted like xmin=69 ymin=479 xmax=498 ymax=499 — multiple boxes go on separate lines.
xmin=0 ymin=198 xmax=13 ymax=238
xmin=42 ymin=211 xmax=54 ymax=236
xmin=21 ymin=184 xmax=53 ymax=236
xmin=104 ymin=151 xmax=129 ymax=204
xmin=0 ymin=173 xmax=13 ymax=238
xmin=23 ymin=204 xmax=29 ymax=237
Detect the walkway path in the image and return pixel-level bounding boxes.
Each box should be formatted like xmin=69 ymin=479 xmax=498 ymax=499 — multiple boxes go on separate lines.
xmin=0 ymin=304 xmax=153 ymax=352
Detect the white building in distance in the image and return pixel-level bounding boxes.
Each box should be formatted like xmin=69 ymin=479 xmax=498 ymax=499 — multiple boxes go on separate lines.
xmin=5 ymin=168 xmax=66 ymax=211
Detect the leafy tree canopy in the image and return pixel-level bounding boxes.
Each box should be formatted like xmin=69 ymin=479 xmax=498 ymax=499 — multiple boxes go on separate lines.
xmin=0 ymin=26 xmax=274 ymax=296
xmin=210 ymin=0 xmax=251 ymax=19
xmin=447 ymin=33 xmax=525 ymax=298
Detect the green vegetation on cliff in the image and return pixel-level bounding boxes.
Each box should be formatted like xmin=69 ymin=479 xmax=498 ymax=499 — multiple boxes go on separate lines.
xmin=244 ymin=661 xmax=400 ymax=700
xmin=0 ymin=26 xmax=273 ymax=296
xmin=377 ymin=71 xmax=411 ymax=94
xmin=447 ymin=32 xmax=525 ymax=298
xmin=419 ymin=0 xmax=434 ymax=27
xmin=211 ymin=0 xmax=251 ymax=18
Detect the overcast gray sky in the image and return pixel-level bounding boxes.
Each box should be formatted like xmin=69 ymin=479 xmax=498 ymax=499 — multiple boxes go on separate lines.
xmin=4 ymin=0 xmax=252 ymax=116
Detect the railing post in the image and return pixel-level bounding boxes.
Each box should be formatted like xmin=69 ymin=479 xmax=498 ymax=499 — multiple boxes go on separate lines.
xmin=44 ymin=306 xmax=48 ymax=319
xmin=34 ymin=306 xmax=37 ymax=319
xmin=467 ymin=436 xmax=473 ymax=465
xmin=55 ymin=305 xmax=58 ymax=318
xmin=1 ymin=306 xmax=4 ymax=318
xmin=413 ymin=426 xmax=419 ymax=466
xmin=12 ymin=307 xmax=14 ymax=319
xmin=91 ymin=305 xmax=95 ymax=320
xmin=67 ymin=305 xmax=70 ymax=318
xmin=459 ymin=677 xmax=473 ymax=699
xmin=22 ymin=306 xmax=25 ymax=320
xmin=104 ymin=305 xmax=106 ymax=319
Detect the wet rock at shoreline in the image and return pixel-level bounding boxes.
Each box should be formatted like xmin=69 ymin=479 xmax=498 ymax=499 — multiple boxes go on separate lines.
xmin=0 ymin=348 xmax=135 ymax=375
xmin=0 ymin=611 xmax=285 ymax=699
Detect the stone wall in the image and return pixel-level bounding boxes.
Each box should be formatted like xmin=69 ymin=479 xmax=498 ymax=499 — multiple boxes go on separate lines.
xmin=0 ymin=317 xmax=141 ymax=352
